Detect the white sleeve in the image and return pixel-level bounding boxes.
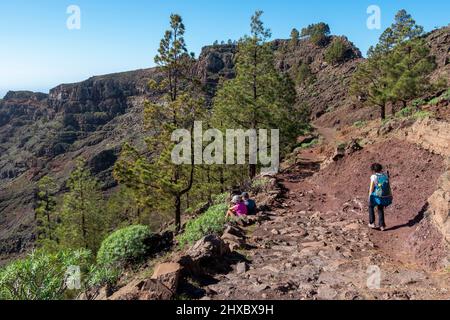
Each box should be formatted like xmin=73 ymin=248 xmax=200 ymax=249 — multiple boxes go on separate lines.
xmin=370 ymin=175 xmax=378 ymax=184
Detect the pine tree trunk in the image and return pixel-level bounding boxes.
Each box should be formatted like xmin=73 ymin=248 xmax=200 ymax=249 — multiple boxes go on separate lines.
xmin=175 ymin=195 xmax=181 ymax=232
xmin=249 ymin=164 xmax=257 ymax=179
xmin=380 ymin=104 xmax=386 ymax=120
xmin=219 ymin=167 xmax=225 ymax=193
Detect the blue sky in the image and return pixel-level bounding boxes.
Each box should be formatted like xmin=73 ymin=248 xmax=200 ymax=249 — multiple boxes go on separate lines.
xmin=1 ymin=0 xmax=449 ymax=97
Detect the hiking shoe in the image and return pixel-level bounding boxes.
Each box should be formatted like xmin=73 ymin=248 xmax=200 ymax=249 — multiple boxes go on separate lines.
xmin=368 ymin=223 xmax=376 ymax=229
xmin=380 ymin=226 xmax=386 ymax=232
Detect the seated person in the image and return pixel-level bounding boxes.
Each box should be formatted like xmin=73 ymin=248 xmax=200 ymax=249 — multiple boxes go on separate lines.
xmin=226 ymin=195 xmax=248 ymax=217
xmin=242 ymin=192 xmax=257 ymax=216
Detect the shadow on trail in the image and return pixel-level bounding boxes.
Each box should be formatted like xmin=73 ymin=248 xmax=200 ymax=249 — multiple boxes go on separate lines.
xmin=384 ymin=203 xmax=429 ymax=232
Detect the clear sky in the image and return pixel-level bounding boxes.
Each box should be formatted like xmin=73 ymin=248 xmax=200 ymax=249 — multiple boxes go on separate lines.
xmin=1 ymin=0 xmax=449 ymax=98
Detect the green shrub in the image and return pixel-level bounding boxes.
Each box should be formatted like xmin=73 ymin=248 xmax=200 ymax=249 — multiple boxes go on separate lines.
xmin=325 ymin=38 xmax=348 ymax=64
xmin=411 ymin=98 xmax=426 ymax=109
xmin=296 ymin=62 xmax=314 ymax=85
xmin=442 ymin=89 xmax=450 ymax=101
xmin=300 ymin=138 xmax=319 ymax=149
xmin=213 ymin=193 xmax=228 ymax=205
xmin=97 ymin=225 xmax=153 ymax=267
xmin=429 ymin=96 xmax=442 ymax=106
xmin=396 ymin=106 xmax=414 ymax=118
xmin=177 ymin=204 xmax=228 ymax=247
xmin=251 ymin=177 xmax=271 ymax=194
xmin=353 ymin=120 xmax=367 ymax=128
xmin=337 ymin=142 xmax=347 ymax=151
xmin=0 ymin=249 xmax=91 ymax=300
xmin=87 ymin=265 xmax=120 ymax=288
xmin=412 ymin=110 xmax=433 ymax=119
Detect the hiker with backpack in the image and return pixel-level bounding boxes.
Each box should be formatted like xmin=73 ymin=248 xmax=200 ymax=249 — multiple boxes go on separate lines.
xmin=368 ymin=163 xmax=393 ymax=231
xmin=242 ymin=192 xmax=257 ymax=216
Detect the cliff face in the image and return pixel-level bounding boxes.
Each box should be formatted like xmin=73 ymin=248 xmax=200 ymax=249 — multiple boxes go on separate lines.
xmin=427 ymin=26 xmax=450 ymax=81
xmin=273 ymin=36 xmax=364 ymax=127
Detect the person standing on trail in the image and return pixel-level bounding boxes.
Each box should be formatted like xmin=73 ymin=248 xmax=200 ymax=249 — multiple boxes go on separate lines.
xmin=242 ymin=192 xmax=257 ymax=216
xmin=226 ymin=195 xmax=248 ymax=218
xmin=368 ymin=163 xmax=393 ymax=232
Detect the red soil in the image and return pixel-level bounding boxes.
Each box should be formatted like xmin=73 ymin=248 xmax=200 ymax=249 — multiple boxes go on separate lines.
xmin=307 ymin=139 xmax=446 ymax=269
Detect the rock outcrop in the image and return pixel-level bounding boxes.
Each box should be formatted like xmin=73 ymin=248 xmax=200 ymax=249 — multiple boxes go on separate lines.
xmin=427 ymin=26 xmax=450 ymax=81
xmin=404 ymin=118 xmax=450 ymax=251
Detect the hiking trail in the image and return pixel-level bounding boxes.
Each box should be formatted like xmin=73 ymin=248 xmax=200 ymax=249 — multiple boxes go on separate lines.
xmin=203 ymin=126 xmax=450 ymax=300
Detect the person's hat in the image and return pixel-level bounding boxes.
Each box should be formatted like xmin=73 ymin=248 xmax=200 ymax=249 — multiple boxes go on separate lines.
xmin=231 ymin=195 xmax=242 ymax=204
xmin=241 ymin=192 xmax=249 ymax=198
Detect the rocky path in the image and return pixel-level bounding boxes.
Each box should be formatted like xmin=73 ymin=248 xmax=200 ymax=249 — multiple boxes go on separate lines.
xmin=204 ymin=153 xmax=450 ymax=300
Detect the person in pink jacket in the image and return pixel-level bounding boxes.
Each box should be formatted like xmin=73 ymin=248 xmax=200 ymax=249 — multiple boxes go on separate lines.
xmin=226 ymin=195 xmax=248 ymax=217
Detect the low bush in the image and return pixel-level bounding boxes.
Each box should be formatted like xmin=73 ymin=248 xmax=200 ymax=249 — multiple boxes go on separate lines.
xmin=212 ymin=193 xmax=228 ymax=205
xmin=429 ymin=96 xmax=442 ymax=106
xmin=411 ymin=98 xmax=426 ymax=109
xmin=86 ymin=265 xmax=120 ymax=288
xmin=396 ymin=106 xmax=414 ymax=118
xmin=325 ymin=38 xmax=348 ymax=65
xmin=0 ymin=249 xmax=91 ymax=300
xmin=442 ymin=89 xmax=450 ymax=101
xmin=300 ymin=138 xmax=319 ymax=149
xmin=251 ymin=177 xmax=271 ymax=194
xmin=97 ymin=225 xmax=153 ymax=267
xmin=412 ymin=110 xmax=433 ymax=119
xmin=296 ymin=63 xmax=314 ymax=85
xmin=353 ymin=120 xmax=367 ymax=128
xmin=177 ymin=203 xmax=229 ymax=247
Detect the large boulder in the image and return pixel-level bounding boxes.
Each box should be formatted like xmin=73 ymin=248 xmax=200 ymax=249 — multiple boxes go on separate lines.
xmin=186 ymin=235 xmax=230 ymax=262
xmin=108 ymin=278 xmax=175 ymax=301
xmin=176 ymin=235 xmax=230 ymax=276
xmin=151 ymin=262 xmax=182 ymax=292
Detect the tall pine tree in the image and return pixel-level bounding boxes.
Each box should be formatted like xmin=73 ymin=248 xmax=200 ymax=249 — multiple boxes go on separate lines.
xmin=213 ymin=11 xmax=299 ymax=179
xmin=114 ymin=14 xmax=205 ymax=232
xmin=57 ymin=158 xmax=105 ymax=252
xmin=35 ymin=175 xmax=58 ymax=245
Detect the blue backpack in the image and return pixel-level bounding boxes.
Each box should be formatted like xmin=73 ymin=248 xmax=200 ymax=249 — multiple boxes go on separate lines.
xmin=371 ymin=173 xmax=393 ymax=207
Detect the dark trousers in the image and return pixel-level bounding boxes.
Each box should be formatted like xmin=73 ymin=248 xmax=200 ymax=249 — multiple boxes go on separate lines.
xmin=369 ymin=205 xmax=385 ymax=228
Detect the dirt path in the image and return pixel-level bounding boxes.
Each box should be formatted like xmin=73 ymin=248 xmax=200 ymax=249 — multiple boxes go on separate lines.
xmin=314 ymin=125 xmax=339 ymax=146
xmin=204 ymin=133 xmax=450 ymax=300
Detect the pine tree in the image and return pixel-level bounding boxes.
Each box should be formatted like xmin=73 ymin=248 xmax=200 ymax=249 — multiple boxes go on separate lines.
xmin=35 ymin=175 xmax=58 ymax=244
xmin=290 ymin=28 xmax=300 ymax=46
xmin=369 ymin=9 xmax=424 ymax=56
xmin=301 ymin=22 xmax=330 ymax=46
xmin=57 ymin=158 xmax=105 ymax=252
xmin=385 ymin=39 xmax=436 ymax=109
xmin=114 ymin=14 xmax=205 ymax=232
xmin=213 ymin=11 xmax=299 ymax=179
xmin=351 ymin=10 xmax=436 ymax=119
